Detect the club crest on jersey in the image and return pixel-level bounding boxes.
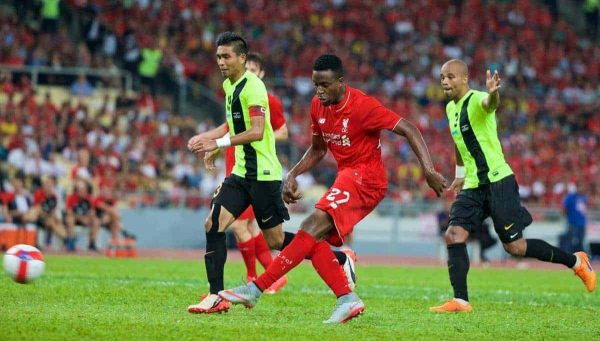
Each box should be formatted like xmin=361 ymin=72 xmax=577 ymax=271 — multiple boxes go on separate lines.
xmin=319 ymin=118 xmax=326 ymax=124
xmin=342 ymin=135 xmax=351 ymax=146
xmin=342 ymin=118 xmax=349 ymax=133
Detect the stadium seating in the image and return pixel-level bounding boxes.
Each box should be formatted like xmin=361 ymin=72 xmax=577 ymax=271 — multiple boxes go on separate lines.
xmin=0 ymin=0 xmax=597 ymax=211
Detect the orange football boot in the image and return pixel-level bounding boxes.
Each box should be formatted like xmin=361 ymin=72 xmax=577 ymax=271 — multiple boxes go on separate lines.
xmin=429 ymin=299 xmax=473 ymax=313
xmin=265 ymin=276 xmax=287 ymax=294
xmin=187 ymin=294 xmax=230 ymax=314
xmin=573 ymin=252 xmax=596 ymax=292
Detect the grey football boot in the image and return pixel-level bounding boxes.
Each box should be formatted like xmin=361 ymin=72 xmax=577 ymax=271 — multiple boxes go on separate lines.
xmin=218 ymin=281 xmax=262 ymax=308
xmin=322 ymin=292 xmax=365 ymax=324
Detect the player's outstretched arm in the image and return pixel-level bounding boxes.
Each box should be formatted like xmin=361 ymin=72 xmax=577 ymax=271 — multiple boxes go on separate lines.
xmin=482 ymin=69 xmax=501 ymax=113
xmin=283 ymin=134 xmax=327 ymax=204
xmin=393 ymin=119 xmax=448 ymax=197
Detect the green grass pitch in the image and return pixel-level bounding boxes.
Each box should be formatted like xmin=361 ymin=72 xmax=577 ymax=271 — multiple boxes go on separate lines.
xmin=1 ymin=256 xmax=599 ymax=339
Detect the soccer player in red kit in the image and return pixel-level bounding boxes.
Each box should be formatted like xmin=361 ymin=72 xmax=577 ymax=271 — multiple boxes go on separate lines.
xmin=219 ymin=54 xmax=448 ymax=323
xmin=65 ymin=179 xmax=100 ymax=251
xmin=31 ymin=177 xmax=68 ymax=247
xmin=196 ymin=53 xmax=290 ymax=292
xmin=93 ymin=185 xmax=122 ymax=241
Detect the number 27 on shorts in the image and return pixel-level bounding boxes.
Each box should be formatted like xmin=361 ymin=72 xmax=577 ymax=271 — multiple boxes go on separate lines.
xmin=326 ymin=187 xmax=350 ymax=209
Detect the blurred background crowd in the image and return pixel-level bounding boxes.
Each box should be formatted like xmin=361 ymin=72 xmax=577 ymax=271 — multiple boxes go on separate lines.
xmin=0 ymin=0 xmax=598 ymax=224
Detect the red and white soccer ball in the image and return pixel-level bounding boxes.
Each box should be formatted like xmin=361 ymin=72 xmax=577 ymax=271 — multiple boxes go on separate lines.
xmin=3 ymin=244 xmax=45 ymax=283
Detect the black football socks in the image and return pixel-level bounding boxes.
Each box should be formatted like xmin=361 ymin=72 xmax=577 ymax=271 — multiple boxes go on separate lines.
xmin=525 ymin=239 xmax=576 ymax=268
xmin=447 ymin=243 xmax=470 ymax=301
xmin=205 ymin=232 xmax=227 ymax=294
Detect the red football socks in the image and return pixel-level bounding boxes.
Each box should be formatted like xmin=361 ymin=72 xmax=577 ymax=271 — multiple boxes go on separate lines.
xmin=310 ymin=241 xmax=352 ymax=297
xmin=255 ymin=230 xmax=315 ymax=290
xmin=237 ymin=239 xmax=257 ymax=279
xmin=254 ymin=234 xmax=273 ymax=269
xmin=254 ymin=230 xmax=352 ymax=297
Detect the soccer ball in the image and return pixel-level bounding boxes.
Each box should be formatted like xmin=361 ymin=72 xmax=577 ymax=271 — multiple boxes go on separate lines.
xmin=3 ymin=244 xmax=45 ymax=283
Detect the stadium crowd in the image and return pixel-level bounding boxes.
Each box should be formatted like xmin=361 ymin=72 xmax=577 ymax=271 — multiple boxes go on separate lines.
xmin=0 ymin=0 xmax=598 ymax=212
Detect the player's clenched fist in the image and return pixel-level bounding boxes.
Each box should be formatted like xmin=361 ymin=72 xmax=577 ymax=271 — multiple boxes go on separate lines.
xmin=282 ymin=175 xmax=303 ymax=204
xmin=424 ymin=169 xmax=448 ymax=197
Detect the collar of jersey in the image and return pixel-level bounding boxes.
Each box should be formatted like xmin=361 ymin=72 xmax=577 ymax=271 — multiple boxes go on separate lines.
xmin=229 ymin=70 xmax=250 ymax=87
xmin=455 ymin=89 xmax=474 ymax=106
xmin=330 ymin=86 xmax=351 ymax=112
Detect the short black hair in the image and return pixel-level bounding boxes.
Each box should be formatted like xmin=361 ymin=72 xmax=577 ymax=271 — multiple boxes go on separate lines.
xmin=313 ymin=54 xmax=343 ymax=78
xmin=216 ymin=32 xmax=249 ymax=55
xmin=246 ymin=52 xmax=264 ymax=70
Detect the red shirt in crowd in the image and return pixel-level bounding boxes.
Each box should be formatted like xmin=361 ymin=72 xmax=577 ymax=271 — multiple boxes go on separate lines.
xmin=33 ymin=189 xmax=58 ymax=213
xmin=66 ymin=193 xmax=93 ymax=215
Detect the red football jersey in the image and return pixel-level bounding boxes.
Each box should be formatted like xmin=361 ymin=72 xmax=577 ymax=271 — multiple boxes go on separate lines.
xmin=93 ymin=195 xmax=116 ymax=209
xmin=66 ymin=193 xmax=93 ymax=215
xmin=310 ymin=86 xmax=402 ymax=189
xmin=225 ymin=92 xmax=286 ymax=175
xmin=33 ymin=189 xmax=58 ymax=212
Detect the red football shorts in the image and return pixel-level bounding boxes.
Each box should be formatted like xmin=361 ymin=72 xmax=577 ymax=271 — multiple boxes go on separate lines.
xmin=237 ymin=205 xmax=255 ymax=221
xmin=237 ymin=205 xmax=256 ymax=220
xmin=315 ymin=169 xmax=386 ymax=246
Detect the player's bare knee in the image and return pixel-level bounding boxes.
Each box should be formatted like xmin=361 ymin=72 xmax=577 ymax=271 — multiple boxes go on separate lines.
xmin=204 ymin=217 xmax=211 ymax=231
xmin=503 ymin=239 xmax=526 ymax=256
xmin=300 ymin=210 xmax=333 ymax=241
xmin=263 ymin=228 xmax=284 ymax=249
xmin=264 ymin=234 xmax=283 ymax=250
xmin=445 ymin=226 xmax=469 ymax=244
xmin=231 ymin=222 xmax=251 ymax=242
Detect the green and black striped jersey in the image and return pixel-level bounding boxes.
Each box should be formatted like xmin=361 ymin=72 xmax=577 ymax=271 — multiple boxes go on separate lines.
xmin=446 ymin=89 xmax=513 ymax=189
xmin=223 ymin=71 xmax=282 ymax=181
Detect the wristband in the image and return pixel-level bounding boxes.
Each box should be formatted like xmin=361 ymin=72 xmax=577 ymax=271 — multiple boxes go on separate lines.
xmin=455 ymin=165 xmax=466 ymax=178
xmin=215 ymin=134 xmax=231 ymax=148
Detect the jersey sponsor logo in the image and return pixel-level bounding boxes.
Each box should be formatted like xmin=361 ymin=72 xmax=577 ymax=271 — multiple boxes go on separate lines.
xmin=322 ymin=132 xmax=351 ymax=147
xmin=342 ymin=118 xmax=349 ymax=133
xmin=319 ymin=118 xmax=326 ymax=124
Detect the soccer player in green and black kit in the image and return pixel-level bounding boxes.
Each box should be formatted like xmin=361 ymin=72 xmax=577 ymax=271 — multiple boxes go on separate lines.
xmin=430 ymin=59 xmax=596 ymax=313
xmin=186 ymin=32 xmax=290 ymax=313
xmin=186 ymin=33 xmax=356 ymax=314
